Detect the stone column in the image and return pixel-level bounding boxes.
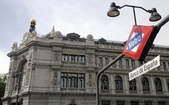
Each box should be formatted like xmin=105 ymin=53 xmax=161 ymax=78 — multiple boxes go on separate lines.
xmin=126 ymin=100 xmax=130 ymax=105
xmin=153 ymin=100 xmax=158 ymax=105
xmin=111 ymin=99 xmax=116 ymax=105
xmin=124 ymin=75 xmax=129 ymax=94
xmin=136 ymin=77 xmax=142 ymax=94
xmin=111 ymin=75 xmax=116 ymax=94
xmin=162 ymin=77 xmax=168 ymax=95
xmin=110 ymin=74 xmax=115 ymax=94
xmin=57 ymin=71 xmax=61 ymax=91
xmin=150 ymin=76 xmax=156 ymax=95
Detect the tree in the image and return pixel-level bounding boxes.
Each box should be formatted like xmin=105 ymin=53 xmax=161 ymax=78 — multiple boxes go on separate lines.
xmin=0 ymin=73 xmax=7 ymax=105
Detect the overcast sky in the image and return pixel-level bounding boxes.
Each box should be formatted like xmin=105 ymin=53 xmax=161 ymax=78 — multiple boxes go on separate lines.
xmin=1 ymin=0 xmax=169 ymax=74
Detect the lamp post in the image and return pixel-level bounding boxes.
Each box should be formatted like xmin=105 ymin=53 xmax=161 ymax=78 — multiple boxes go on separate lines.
xmin=96 ymin=2 xmax=164 ymax=105
xmin=107 ymin=2 xmax=162 ymax=25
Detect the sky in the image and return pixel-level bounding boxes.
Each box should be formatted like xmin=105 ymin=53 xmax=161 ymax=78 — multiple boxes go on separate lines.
xmin=0 ymin=0 xmax=169 ymax=74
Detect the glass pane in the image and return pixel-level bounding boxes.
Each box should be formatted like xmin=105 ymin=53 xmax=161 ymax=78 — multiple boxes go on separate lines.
xmin=145 ymin=101 xmax=152 ymax=105
xmin=99 ymin=57 xmax=103 ymax=65
xmin=131 ymin=60 xmax=135 ymax=67
xmin=126 ymin=59 xmax=129 ymax=68
xmin=62 ymin=54 xmax=68 ymax=61
xmin=158 ymin=102 xmax=165 ymax=105
xmin=20 ymin=61 xmax=27 ymax=89
xmin=131 ymin=101 xmax=139 ymax=105
xmin=117 ymin=101 xmax=125 ymax=105
xmin=105 ymin=58 xmax=109 ymax=65
xmin=102 ymin=101 xmax=110 ymax=105
xmin=79 ymin=73 xmax=85 ymax=88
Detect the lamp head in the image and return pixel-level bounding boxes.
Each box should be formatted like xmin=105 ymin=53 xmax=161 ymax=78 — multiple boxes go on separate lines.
xmin=149 ymin=8 xmax=161 ymax=22
xmin=107 ymin=2 xmax=120 ymax=17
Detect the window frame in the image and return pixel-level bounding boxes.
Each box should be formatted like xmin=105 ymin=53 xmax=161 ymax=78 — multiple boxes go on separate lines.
xmin=155 ymin=78 xmax=163 ymax=91
xmin=129 ymin=79 xmax=137 ymax=91
xmin=142 ymin=77 xmax=150 ymax=91
xmin=115 ymin=76 xmax=123 ymax=90
xmin=101 ymin=75 xmax=109 ymax=90
xmin=61 ymin=72 xmax=85 ymax=88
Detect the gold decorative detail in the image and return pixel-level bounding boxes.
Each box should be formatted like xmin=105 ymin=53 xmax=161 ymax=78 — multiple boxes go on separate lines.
xmin=30 ymin=19 xmax=36 ymax=24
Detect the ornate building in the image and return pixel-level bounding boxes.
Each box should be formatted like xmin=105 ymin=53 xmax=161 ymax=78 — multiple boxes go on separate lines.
xmin=2 ymin=25 xmax=169 ymax=105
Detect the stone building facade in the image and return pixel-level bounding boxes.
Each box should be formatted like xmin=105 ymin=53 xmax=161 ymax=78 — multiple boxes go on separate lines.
xmin=2 ymin=27 xmax=169 ymax=105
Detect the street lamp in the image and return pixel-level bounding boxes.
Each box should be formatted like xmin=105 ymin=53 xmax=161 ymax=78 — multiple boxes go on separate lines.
xmin=95 ymin=2 xmax=169 ymax=105
xmin=107 ymin=2 xmax=161 ymax=25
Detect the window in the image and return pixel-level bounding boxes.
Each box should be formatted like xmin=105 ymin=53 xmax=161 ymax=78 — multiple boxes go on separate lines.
xmin=131 ymin=101 xmax=139 ymax=105
xmin=62 ymin=54 xmax=85 ymax=63
xmin=102 ymin=101 xmax=110 ymax=105
xmin=62 ymin=54 xmax=68 ymax=61
xmin=129 ymin=79 xmax=136 ymax=91
xmin=79 ymin=55 xmax=85 ymax=62
xmin=99 ymin=57 xmax=103 ymax=65
xmin=61 ymin=73 xmax=67 ymax=88
xmin=155 ymin=78 xmax=162 ymax=91
xmin=16 ymin=60 xmax=27 ymax=90
xmin=20 ymin=61 xmax=27 ymax=89
xmin=162 ymin=62 xmax=166 ymax=68
xmin=116 ymin=101 xmax=125 ymax=105
xmin=126 ymin=59 xmax=129 ymax=68
xmin=115 ymin=76 xmax=123 ymax=90
xmin=142 ymin=77 xmax=150 ymax=91
xmin=131 ymin=60 xmax=135 ymax=67
xmin=112 ymin=58 xmax=116 ymax=67
xmin=70 ymin=38 xmax=76 ymax=41
xmin=61 ymin=72 xmax=85 ymax=88
xmin=162 ymin=62 xmax=166 ymax=70
xmin=69 ymin=99 xmax=77 ymax=105
xmin=105 ymin=58 xmax=109 ymax=65
xmin=101 ymin=75 xmax=109 ymax=90
xmin=69 ymin=55 xmax=78 ymax=62
xmin=79 ymin=73 xmax=85 ymax=88
xmin=68 ymin=73 xmax=78 ymax=88
xmin=145 ymin=101 xmax=153 ymax=105
xmin=158 ymin=102 xmax=166 ymax=105
xmin=119 ymin=59 xmax=122 ymax=67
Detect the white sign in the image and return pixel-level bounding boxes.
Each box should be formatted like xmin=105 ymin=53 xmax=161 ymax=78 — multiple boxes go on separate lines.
xmin=129 ymin=55 xmax=160 ymax=81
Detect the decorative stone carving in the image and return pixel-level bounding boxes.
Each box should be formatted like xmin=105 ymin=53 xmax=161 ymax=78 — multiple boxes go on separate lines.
xmin=31 ymin=30 xmax=37 ymax=37
xmin=50 ymin=26 xmax=57 ymax=38
xmin=86 ymin=34 xmax=93 ymax=41
xmin=5 ymin=61 xmax=13 ymax=92
xmin=25 ymin=51 xmax=33 ymax=86
xmin=50 ymin=26 xmax=62 ymax=38
xmin=53 ymin=51 xmax=61 ymax=61
xmin=19 ymin=32 xmax=37 ymax=49
xmin=56 ymin=31 xmax=63 ymax=38
xmin=12 ymin=42 xmax=18 ymax=51
xmin=53 ymin=72 xmax=57 ymax=85
xmin=87 ymin=54 xmax=93 ymax=64
xmin=88 ymin=73 xmax=92 ymax=86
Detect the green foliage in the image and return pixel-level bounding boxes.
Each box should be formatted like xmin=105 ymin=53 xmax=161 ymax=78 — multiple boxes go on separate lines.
xmin=0 ymin=73 xmax=7 ymax=105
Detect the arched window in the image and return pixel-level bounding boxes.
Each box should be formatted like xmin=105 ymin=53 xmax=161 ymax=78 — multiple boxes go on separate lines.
xmin=142 ymin=77 xmax=150 ymax=91
xmin=155 ymin=78 xmax=162 ymax=91
xmin=129 ymin=79 xmax=136 ymax=90
xmin=101 ymin=75 xmax=109 ymax=90
xmin=115 ymin=76 xmax=123 ymax=90
xmin=17 ymin=60 xmax=27 ymax=90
